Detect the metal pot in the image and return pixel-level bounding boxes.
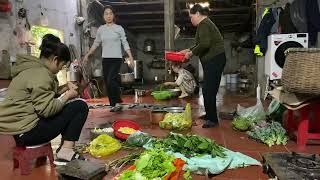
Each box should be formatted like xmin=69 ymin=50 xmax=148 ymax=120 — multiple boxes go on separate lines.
xmin=163 ymin=106 xmax=185 ymax=113
xmin=120 ymin=73 xmax=134 ymax=85
xmin=150 ymin=110 xmax=166 ymax=124
xmin=134 ymin=60 xmax=143 ymax=79
xmin=166 ymin=89 xmax=182 ymax=97
xmin=135 ymin=89 xmax=146 ymax=97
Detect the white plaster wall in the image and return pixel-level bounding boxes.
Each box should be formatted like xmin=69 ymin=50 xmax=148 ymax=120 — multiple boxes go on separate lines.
xmin=22 ymin=0 xmax=80 ymax=50
xmin=0 ymin=0 xmax=80 ymax=57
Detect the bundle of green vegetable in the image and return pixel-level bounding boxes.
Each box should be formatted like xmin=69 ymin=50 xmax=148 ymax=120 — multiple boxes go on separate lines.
xmin=151 ymin=133 xmax=225 ymax=158
xmin=117 ymin=149 xmax=177 ymax=180
xmin=106 ymin=152 xmax=142 ymax=173
xmin=125 ymin=132 xmax=153 ymax=147
xmin=232 ymin=115 xmax=264 ymax=131
xmin=232 ymin=116 xmax=251 ymax=131
xmin=246 ymin=121 xmax=288 ymax=147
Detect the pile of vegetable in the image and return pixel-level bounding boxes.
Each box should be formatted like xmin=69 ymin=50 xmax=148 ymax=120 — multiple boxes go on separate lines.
xmin=86 ymin=134 xmax=122 ymax=157
xmin=150 ymin=133 xmax=225 ymax=158
xmin=246 ymin=121 xmax=288 ymax=147
xmin=232 ymin=116 xmax=252 ymax=131
xmin=159 ymin=103 xmax=192 ymax=130
xmin=125 ymin=131 xmax=153 ymax=147
xmin=232 ymin=115 xmax=263 ymax=132
xmin=106 ymin=152 xmax=142 ymax=173
xmin=115 ymin=149 xmax=187 ymax=180
xmin=118 ymin=127 xmax=137 ymax=135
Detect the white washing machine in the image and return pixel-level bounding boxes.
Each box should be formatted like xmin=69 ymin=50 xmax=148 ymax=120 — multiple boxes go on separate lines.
xmin=265 ymin=33 xmax=308 ymax=80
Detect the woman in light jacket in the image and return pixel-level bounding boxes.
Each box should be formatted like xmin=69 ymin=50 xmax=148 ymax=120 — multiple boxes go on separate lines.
xmin=84 ymin=5 xmax=134 ymax=112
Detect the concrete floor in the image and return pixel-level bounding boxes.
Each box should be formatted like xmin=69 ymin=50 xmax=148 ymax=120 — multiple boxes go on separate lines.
xmin=1 ymin=80 xmax=320 ymax=180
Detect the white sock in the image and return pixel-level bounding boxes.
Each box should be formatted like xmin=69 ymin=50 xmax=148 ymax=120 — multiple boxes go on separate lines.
xmin=56 ymin=147 xmax=75 ymax=161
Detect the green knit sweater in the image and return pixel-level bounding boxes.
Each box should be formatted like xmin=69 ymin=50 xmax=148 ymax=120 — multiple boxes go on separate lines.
xmin=191 ymin=18 xmax=225 ymax=63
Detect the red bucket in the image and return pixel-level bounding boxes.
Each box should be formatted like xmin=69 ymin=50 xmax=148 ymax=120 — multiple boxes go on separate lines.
xmin=165 ymin=51 xmax=185 ymax=62
xmin=112 ymin=119 xmax=141 ymax=140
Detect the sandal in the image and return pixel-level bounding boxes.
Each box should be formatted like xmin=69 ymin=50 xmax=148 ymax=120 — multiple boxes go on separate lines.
xmin=54 ymin=152 xmax=86 ymax=166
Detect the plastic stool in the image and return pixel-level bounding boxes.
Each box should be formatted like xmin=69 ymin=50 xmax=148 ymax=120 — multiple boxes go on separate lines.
xmin=13 ymin=142 xmax=54 ymax=175
xmin=286 ymin=102 xmax=320 ymax=147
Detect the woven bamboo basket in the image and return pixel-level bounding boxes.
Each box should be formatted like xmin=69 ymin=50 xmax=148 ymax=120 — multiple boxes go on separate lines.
xmin=282 ymin=48 xmax=320 ymax=95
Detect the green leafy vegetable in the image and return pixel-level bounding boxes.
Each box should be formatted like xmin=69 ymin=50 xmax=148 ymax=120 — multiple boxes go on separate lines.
xmin=125 ymin=132 xmax=152 ymax=147
xmin=151 ymin=133 xmax=226 ymax=158
xmin=117 ymin=149 xmax=176 ymax=180
xmin=232 ymin=114 xmax=265 ymax=132
xmin=183 ymin=170 xmax=192 ymax=180
xmin=232 ymin=116 xmax=251 ymax=131
xmin=247 ymin=121 xmax=288 ymax=147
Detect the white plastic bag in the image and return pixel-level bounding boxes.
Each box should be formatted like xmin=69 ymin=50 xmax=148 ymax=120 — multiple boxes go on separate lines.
xmin=237 ymin=84 xmax=266 ymax=121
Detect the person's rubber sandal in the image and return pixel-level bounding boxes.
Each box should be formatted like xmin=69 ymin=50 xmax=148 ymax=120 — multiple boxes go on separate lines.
xmin=54 ymin=152 xmax=86 ymax=166
xmin=199 ymin=114 xmax=207 ymax=120
xmin=55 ymin=143 xmax=63 ymax=154
xmin=110 ymin=106 xmax=122 ymax=112
xmin=178 ymin=94 xmax=188 ymax=98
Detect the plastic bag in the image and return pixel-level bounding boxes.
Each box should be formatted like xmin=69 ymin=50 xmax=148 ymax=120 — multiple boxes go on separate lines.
xmin=159 ymin=103 xmax=192 ymax=130
xmin=86 ymin=134 xmax=121 ymax=158
xmin=236 ymin=85 xmax=266 ymax=122
xmin=126 ymin=131 xmax=153 ymax=147
xmin=182 ymin=149 xmax=261 ymax=175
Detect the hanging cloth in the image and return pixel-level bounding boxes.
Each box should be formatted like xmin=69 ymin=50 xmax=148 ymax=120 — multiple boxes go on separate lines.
xmin=278 ymin=3 xmax=298 ymax=34
xmin=254 ymin=8 xmax=276 ymax=56
xmin=306 ymin=0 xmax=320 ymax=46
xmin=290 ymin=0 xmax=308 ymax=33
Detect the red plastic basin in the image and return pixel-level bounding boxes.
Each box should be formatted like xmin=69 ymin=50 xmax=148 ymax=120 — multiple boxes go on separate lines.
xmin=112 ymin=119 xmax=141 ymax=140
xmin=165 ymin=51 xmax=185 ymax=62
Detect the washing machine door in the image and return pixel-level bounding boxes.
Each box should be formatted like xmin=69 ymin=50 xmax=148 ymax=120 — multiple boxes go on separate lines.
xmin=274 ymin=41 xmax=303 ymax=68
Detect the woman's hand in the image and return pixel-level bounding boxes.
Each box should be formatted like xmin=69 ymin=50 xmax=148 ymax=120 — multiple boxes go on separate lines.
xmin=126 ymin=57 xmax=134 ymax=69
xmin=67 ymin=82 xmax=78 ymax=91
xmin=184 ymin=51 xmax=193 ymax=60
xmin=64 ymin=89 xmax=79 ymax=100
xmin=179 ymin=49 xmax=190 ymax=54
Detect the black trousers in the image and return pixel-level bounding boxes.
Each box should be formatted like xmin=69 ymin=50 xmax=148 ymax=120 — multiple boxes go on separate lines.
xmin=202 ymin=53 xmax=226 ymax=123
xmin=102 ymin=58 xmax=122 ymax=106
xmin=14 ymin=100 xmax=89 ymax=146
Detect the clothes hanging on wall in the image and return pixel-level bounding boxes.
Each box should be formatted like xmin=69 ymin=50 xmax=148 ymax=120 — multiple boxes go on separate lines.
xmin=278 ymin=3 xmax=298 ymax=34
xmin=306 ymin=0 xmax=320 ymax=46
xmin=87 ymin=0 xmax=105 ymax=27
xmin=271 ymin=8 xmax=282 ymax=33
xmin=290 ymin=0 xmax=308 ymax=33
xmin=254 ymin=8 xmax=276 ymax=56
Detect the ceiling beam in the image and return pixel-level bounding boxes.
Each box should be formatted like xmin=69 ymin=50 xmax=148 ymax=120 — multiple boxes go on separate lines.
xmin=117 ymin=14 xmax=249 ymax=24
xmin=116 ymin=7 xmax=249 ymax=16
xmin=101 ymin=0 xmax=164 ymax=5
xmin=125 ymin=22 xmax=245 ymax=29
xmin=126 ymin=25 xmax=164 ymax=29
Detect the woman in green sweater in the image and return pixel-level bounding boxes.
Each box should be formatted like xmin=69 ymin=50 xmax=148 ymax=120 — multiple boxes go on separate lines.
xmin=182 ymin=4 xmax=226 ymax=128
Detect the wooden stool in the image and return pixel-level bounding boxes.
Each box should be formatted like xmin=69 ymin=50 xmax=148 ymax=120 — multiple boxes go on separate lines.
xmin=13 ymin=142 xmax=54 ymax=175
xmin=286 ymin=102 xmax=320 ymax=147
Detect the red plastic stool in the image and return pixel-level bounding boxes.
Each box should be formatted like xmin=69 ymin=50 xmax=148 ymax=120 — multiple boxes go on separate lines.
xmin=286 ymin=102 xmax=320 ymax=146
xmin=13 ymin=142 xmax=54 ymax=175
